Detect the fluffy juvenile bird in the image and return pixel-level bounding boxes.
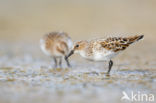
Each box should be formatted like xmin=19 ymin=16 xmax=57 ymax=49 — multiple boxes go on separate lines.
xmin=66 ymin=35 xmax=144 ymax=75
xmin=40 ymin=32 xmax=73 ymax=68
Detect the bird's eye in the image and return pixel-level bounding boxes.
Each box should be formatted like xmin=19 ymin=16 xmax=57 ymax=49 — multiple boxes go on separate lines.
xmin=76 ymin=45 xmax=79 ymax=48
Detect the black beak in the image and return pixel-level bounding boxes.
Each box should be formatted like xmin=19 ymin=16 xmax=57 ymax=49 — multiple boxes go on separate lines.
xmin=65 ymin=50 xmax=74 ymax=60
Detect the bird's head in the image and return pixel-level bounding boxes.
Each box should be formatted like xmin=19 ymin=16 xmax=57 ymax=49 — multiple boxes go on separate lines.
xmin=65 ymin=40 xmax=88 ymax=59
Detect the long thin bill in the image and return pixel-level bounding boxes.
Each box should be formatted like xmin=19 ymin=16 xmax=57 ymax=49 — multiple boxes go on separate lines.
xmin=66 ymin=50 xmax=74 ymax=59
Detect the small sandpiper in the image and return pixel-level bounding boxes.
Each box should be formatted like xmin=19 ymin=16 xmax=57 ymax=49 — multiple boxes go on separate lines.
xmin=66 ymin=35 xmax=144 ymax=75
xmin=40 ymin=31 xmax=73 ymax=68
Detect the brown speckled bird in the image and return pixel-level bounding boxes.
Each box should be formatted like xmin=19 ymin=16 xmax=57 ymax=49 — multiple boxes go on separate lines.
xmin=66 ymin=35 xmax=144 ymax=75
xmin=40 ymin=32 xmax=73 ymax=68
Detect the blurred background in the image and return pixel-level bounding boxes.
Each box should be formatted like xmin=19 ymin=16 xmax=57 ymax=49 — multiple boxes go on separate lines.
xmin=0 ymin=0 xmax=156 ymax=103
xmin=0 ymin=0 xmax=155 ymax=60
xmin=0 ymin=0 xmax=156 ymax=43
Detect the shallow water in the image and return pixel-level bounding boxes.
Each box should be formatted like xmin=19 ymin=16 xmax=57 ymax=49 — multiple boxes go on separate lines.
xmin=0 ymin=44 xmax=155 ymax=103
xmin=0 ymin=0 xmax=156 ymax=103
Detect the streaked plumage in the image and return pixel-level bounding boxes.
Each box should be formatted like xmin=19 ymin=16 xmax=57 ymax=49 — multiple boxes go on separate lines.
xmin=66 ymin=35 xmax=144 ymax=75
xmin=40 ymin=32 xmax=73 ymax=68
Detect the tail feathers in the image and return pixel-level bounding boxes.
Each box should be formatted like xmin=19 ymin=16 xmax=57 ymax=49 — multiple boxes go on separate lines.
xmin=128 ymin=35 xmax=144 ymax=44
xmin=136 ymin=35 xmax=144 ymax=41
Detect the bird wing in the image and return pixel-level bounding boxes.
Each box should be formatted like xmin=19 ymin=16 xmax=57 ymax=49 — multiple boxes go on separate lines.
xmin=56 ymin=41 xmax=68 ymax=55
xmin=100 ymin=35 xmax=143 ymax=52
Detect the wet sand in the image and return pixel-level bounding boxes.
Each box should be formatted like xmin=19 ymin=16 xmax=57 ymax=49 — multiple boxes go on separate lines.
xmin=0 ymin=41 xmax=155 ymax=103
xmin=0 ymin=0 xmax=156 ymax=103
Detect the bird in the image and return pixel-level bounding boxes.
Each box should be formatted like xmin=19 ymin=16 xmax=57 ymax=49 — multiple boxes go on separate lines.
xmin=66 ymin=35 xmax=144 ymax=75
xmin=40 ymin=31 xmax=73 ymax=68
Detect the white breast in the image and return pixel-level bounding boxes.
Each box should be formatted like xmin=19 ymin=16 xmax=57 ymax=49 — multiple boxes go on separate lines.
xmin=92 ymin=47 xmax=119 ymax=61
xmin=40 ymin=39 xmax=51 ymax=56
xmin=67 ymin=39 xmax=73 ymax=50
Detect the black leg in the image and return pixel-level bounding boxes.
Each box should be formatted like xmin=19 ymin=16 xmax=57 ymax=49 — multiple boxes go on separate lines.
xmin=58 ymin=57 xmax=62 ymax=68
xmin=65 ymin=56 xmax=71 ymax=67
xmin=53 ymin=57 xmax=57 ymax=68
xmin=107 ymin=60 xmax=113 ymax=75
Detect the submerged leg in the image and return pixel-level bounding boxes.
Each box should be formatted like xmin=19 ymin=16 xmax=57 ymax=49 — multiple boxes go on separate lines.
xmin=65 ymin=56 xmax=71 ymax=67
xmin=58 ymin=57 xmax=62 ymax=68
xmin=53 ymin=57 xmax=57 ymax=68
xmin=107 ymin=60 xmax=113 ymax=75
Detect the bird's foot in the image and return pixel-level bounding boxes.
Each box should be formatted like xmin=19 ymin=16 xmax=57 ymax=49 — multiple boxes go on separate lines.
xmin=106 ymin=73 xmax=110 ymax=77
